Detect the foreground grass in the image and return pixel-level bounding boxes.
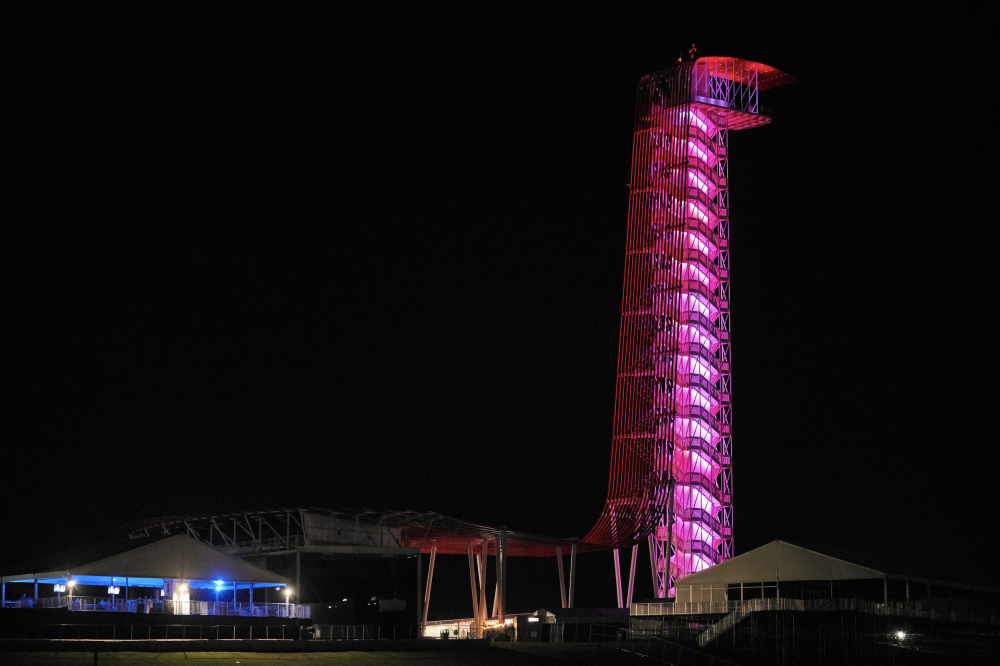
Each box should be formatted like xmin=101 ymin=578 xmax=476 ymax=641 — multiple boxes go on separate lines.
xmin=0 ymin=644 xmax=649 ymax=665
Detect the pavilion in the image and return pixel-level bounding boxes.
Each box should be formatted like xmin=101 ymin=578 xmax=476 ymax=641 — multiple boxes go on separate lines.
xmin=1 ymin=534 xmax=302 ymax=617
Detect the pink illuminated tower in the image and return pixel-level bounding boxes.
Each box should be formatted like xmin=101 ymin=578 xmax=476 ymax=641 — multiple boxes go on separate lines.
xmin=584 ymin=57 xmax=792 ymax=600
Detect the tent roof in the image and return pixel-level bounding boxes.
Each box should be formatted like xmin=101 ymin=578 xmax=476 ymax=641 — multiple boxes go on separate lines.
xmin=676 ymin=541 xmax=886 ymax=586
xmin=2 ymin=535 xmax=287 ymax=585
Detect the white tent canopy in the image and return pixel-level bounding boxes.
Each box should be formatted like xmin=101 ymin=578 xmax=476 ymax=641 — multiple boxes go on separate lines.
xmin=673 ymin=541 xmax=885 ymax=603
xmin=2 ymin=535 xmax=288 ymax=590
xmin=679 ymin=541 xmax=885 ymax=585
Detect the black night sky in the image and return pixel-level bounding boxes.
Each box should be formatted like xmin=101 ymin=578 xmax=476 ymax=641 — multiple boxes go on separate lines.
xmin=8 ymin=5 xmax=996 ymax=610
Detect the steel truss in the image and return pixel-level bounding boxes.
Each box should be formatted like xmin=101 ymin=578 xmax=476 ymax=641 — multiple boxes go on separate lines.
xmin=585 ymin=58 xmax=792 ymax=600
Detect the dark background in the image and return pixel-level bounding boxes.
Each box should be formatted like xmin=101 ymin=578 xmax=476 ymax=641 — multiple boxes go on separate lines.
xmin=8 ymin=4 xmax=996 ymax=615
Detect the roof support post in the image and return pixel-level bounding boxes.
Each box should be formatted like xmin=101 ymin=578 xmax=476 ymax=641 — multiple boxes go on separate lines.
xmin=568 ymin=543 xmax=577 ymax=609
xmin=467 ymin=543 xmax=479 ymax=638
xmin=478 ymin=538 xmax=487 ymax=628
xmin=34 ymin=578 xmax=38 ymax=602
xmin=296 ymin=550 xmax=301 ymax=604
xmin=421 ymin=545 xmax=437 ymax=636
xmin=416 ymin=550 xmax=423 ymax=633
xmin=210 ymin=520 xmax=236 ymax=548
xmin=499 ymin=528 xmax=507 ymax=622
xmin=613 ymin=549 xmax=623 ymax=608
xmin=648 ymin=534 xmax=659 ymax=598
xmin=556 ymin=547 xmax=567 ymax=609
xmin=626 ymin=544 xmax=638 ymax=608
xmin=492 ymin=579 xmax=499 ymax=618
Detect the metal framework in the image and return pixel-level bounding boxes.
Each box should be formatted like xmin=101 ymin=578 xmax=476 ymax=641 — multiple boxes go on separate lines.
xmin=116 ymin=507 xmax=595 ymax=638
xmin=583 ymin=57 xmax=792 ymax=600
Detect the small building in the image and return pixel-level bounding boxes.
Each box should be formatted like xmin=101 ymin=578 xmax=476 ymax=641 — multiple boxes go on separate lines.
xmin=630 ymin=540 xmax=1000 ymax=663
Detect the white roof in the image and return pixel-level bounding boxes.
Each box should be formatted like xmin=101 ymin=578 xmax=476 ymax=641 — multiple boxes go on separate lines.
xmin=676 ymin=541 xmax=886 ymax=586
xmin=2 ymin=535 xmax=288 ymax=585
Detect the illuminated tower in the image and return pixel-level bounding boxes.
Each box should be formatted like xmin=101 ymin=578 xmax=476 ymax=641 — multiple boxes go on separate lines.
xmin=584 ymin=58 xmax=792 ymax=599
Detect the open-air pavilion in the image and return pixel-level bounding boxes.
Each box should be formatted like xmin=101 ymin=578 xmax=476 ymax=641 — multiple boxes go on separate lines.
xmin=1 ymin=534 xmax=304 ymax=618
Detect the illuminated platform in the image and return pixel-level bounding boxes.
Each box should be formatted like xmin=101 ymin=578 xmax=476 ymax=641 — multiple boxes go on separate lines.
xmin=1 ymin=534 xmax=303 ymax=617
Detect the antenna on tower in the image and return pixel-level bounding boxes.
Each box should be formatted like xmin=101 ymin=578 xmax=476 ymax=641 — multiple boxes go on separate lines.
xmin=689 ymin=43 xmax=698 ymax=60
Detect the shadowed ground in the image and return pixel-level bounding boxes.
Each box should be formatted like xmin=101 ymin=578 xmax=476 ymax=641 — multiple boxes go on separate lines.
xmin=0 ymin=644 xmax=652 ymax=665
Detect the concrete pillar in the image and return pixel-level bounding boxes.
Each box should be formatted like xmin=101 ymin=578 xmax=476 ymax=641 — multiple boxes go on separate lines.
xmin=626 ymin=544 xmax=638 ymax=608
xmin=478 ymin=538 xmax=487 ymax=627
xmin=421 ymin=546 xmax=437 ymax=634
xmin=568 ymin=544 xmax=577 ymax=608
xmin=416 ymin=551 xmax=423 ymax=630
xmin=613 ymin=549 xmax=623 ymax=608
xmin=295 ymin=550 xmax=301 ymax=603
xmin=467 ymin=544 xmax=479 ymax=638
xmin=499 ymin=529 xmax=507 ymax=621
xmin=556 ymin=547 xmax=566 ymax=608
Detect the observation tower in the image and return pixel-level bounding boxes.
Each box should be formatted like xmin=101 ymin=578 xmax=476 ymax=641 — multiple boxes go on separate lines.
xmin=584 ymin=57 xmax=792 ymax=600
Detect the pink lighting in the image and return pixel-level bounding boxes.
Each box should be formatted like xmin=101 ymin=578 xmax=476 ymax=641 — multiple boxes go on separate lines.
xmin=581 ymin=57 xmax=791 ymax=599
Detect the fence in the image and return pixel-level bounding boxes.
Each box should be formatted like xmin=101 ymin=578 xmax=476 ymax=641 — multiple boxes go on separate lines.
xmin=0 ymin=624 xmax=426 ymax=642
xmin=619 ymin=636 xmax=742 ymax=666
xmin=312 ymin=625 xmax=418 ymax=640
xmin=0 ymin=624 xmax=300 ymax=641
xmin=633 ymin=601 xmax=735 ymax=616
xmin=633 ymin=598 xmax=999 ymax=627
xmin=12 ymin=597 xmax=309 ymax=618
xmin=550 ymin=623 xmax=625 ymax=644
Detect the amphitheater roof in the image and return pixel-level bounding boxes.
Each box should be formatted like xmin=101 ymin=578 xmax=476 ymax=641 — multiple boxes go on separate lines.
xmin=116 ymin=507 xmax=609 ymax=558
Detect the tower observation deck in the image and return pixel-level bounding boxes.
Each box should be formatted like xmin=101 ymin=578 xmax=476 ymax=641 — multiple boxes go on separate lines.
xmin=583 ymin=57 xmax=793 ymax=600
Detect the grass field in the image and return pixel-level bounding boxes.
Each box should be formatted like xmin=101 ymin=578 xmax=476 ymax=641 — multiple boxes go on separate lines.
xmin=0 ymin=644 xmax=650 ymax=665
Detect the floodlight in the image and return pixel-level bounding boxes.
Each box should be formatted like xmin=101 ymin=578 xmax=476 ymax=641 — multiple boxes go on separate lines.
xmin=896 ymin=631 xmax=906 ymax=640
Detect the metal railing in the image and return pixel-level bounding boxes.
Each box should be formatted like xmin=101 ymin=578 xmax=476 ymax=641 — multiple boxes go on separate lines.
xmin=631 ymin=598 xmax=1000 ymax=643
xmin=698 ymin=600 xmax=759 ymax=645
xmin=312 ymin=625 xmax=418 ymax=640
xmin=13 ymin=597 xmax=308 ymax=618
xmin=0 ymin=624 xmax=300 ymax=641
xmin=0 ymin=623 xmax=426 ymax=642
xmin=619 ymin=636 xmax=742 ymax=666
xmin=550 ymin=623 xmax=624 ymax=644
xmin=633 ymin=601 xmax=739 ymax=616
